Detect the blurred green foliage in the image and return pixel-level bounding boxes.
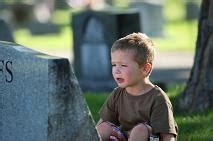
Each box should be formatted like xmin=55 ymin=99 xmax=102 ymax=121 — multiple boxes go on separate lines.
xmin=15 ymin=26 xmax=72 ymax=50
xmin=153 ymin=20 xmax=197 ymax=52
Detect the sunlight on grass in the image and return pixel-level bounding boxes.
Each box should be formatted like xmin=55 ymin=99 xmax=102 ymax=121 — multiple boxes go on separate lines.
xmin=15 ymin=26 xmax=72 ymax=51
xmin=52 ymin=9 xmax=72 ymax=26
xmin=176 ymin=109 xmax=213 ymax=141
xmin=13 ymin=0 xmax=199 ymax=52
xmin=114 ymin=0 xmax=129 ymax=8
xmin=14 ymin=11 xmax=197 ymax=53
xmin=164 ymin=0 xmax=185 ymax=22
xmin=153 ymin=20 xmax=198 ymax=52
xmin=14 ymin=19 xmax=197 ymax=52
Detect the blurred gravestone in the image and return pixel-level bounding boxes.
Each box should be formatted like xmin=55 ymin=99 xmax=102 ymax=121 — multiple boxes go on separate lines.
xmin=186 ymin=1 xmax=200 ymax=20
xmin=11 ymin=3 xmax=34 ymax=25
xmin=55 ymin=0 xmax=69 ymax=9
xmin=9 ymin=0 xmax=59 ymax=34
xmin=0 ymin=19 xmax=14 ymax=42
xmin=27 ymin=22 xmax=60 ymax=35
xmin=72 ymin=9 xmax=140 ymax=92
xmin=129 ymin=1 xmax=164 ymax=37
xmin=0 ymin=41 xmax=99 ymax=141
xmin=81 ymin=18 xmax=109 ymax=79
xmin=105 ymin=0 xmax=113 ymax=6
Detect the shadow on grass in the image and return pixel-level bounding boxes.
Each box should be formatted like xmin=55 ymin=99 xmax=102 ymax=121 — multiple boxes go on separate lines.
xmin=84 ymin=92 xmax=109 ymax=123
xmin=177 ymin=110 xmax=213 ymax=141
xmin=165 ymin=84 xmax=213 ymax=140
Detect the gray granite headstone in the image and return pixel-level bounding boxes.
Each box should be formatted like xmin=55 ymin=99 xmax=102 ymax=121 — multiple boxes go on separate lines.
xmin=72 ymin=9 xmax=140 ymax=92
xmin=81 ymin=17 xmax=109 ymax=79
xmin=129 ymin=1 xmax=164 ymax=37
xmin=0 ymin=19 xmax=14 ymax=42
xmin=0 ymin=41 xmax=99 ymax=141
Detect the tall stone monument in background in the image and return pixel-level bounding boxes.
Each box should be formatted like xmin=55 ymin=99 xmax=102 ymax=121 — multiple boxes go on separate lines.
xmin=0 ymin=41 xmax=99 ymax=141
xmin=129 ymin=0 xmax=164 ymax=37
xmin=72 ymin=9 xmax=140 ymax=92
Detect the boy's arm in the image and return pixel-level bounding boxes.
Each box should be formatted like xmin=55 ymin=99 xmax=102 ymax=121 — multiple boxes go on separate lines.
xmin=160 ymin=133 xmax=176 ymax=141
xmin=96 ymin=119 xmax=103 ymax=126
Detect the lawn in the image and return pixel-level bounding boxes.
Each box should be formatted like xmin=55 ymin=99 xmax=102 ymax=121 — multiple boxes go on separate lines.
xmin=84 ymin=84 xmax=213 ymax=141
xmin=14 ymin=0 xmax=198 ymax=53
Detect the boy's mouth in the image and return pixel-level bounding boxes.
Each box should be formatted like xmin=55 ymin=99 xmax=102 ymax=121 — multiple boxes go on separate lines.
xmin=115 ymin=77 xmax=125 ymax=84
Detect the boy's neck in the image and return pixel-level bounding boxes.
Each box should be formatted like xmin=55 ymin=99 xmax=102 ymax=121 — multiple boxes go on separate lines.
xmin=126 ymin=79 xmax=154 ymax=96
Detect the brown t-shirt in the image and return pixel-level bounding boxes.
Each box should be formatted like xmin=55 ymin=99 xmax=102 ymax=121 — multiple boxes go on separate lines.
xmin=99 ymin=86 xmax=178 ymax=136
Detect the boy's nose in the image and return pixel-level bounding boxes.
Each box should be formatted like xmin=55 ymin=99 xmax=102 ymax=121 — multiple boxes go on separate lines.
xmin=113 ymin=67 xmax=121 ymax=74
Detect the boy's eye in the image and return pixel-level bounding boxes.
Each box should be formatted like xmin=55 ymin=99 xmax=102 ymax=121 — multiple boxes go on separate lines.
xmin=111 ymin=64 xmax=127 ymax=67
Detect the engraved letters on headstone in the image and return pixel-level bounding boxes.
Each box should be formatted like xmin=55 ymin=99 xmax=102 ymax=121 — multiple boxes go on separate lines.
xmin=0 ymin=60 xmax=13 ymax=83
xmin=0 ymin=41 xmax=99 ymax=141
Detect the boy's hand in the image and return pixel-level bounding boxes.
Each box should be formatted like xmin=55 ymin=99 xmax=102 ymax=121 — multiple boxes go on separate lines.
xmin=160 ymin=133 xmax=176 ymax=141
xmin=110 ymin=126 xmax=127 ymax=141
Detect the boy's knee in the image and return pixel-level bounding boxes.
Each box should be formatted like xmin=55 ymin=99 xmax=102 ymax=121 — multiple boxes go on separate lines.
xmin=129 ymin=123 xmax=151 ymax=141
xmin=132 ymin=123 xmax=149 ymax=134
xmin=96 ymin=122 xmax=113 ymax=141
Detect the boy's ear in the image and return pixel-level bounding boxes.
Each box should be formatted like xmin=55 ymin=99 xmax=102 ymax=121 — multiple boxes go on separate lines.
xmin=142 ymin=63 xmax=152 ymax=76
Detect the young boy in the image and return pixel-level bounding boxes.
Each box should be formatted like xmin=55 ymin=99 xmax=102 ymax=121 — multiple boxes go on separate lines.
xmin=96 ymin=33 xmax=178 ymax=141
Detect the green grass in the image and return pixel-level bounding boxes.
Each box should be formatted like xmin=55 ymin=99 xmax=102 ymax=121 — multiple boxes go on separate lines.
xmin=84 ymin=84 xmax=213 ymax=141
xmin=153 ymin=20 xmax=198 ymax=52
xmin=176 ymin=109 xmax=213 ymax=140
xmin=14 ymin=25 xmax=72 ymax=51
xmin=51 ymin=9 xmax=72 ymax=26
xmin=84 ymin=92 xmax=109 ymax=122
xmin=14 ymin=0 xmax=199 ymax=52
xmin=14 ymin=15 xmax=197 ymax=52
xmin=164 ymin=0 xmax=186 ymax=22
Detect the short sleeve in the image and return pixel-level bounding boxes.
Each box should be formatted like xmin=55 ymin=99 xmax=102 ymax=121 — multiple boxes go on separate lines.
xmin=99 ymin=88 xmax=120 ymax=126
xmin=150 ymin=94 xmax=178 ymax=136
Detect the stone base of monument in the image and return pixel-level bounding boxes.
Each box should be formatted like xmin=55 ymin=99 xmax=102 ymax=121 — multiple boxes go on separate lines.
xmin=79 ymin=79 xmax=116 ymax=92
xmin=0 ymin=41 xmax=100 ymax=141
xmin=27 ymin=22 xmax=61 ymax=35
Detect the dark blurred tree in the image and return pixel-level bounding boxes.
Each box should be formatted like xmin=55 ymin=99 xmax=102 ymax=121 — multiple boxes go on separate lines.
xmin=180 ymin=0 xmax=213 ymax=112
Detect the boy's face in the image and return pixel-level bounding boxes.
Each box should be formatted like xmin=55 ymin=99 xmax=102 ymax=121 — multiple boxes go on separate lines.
xmin=111 ymin=50 xmax=146 ymax=88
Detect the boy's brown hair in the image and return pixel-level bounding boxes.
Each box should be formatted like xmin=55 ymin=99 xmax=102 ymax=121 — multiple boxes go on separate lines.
xmin=111 ymin=32 xmax=155 ymax=66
